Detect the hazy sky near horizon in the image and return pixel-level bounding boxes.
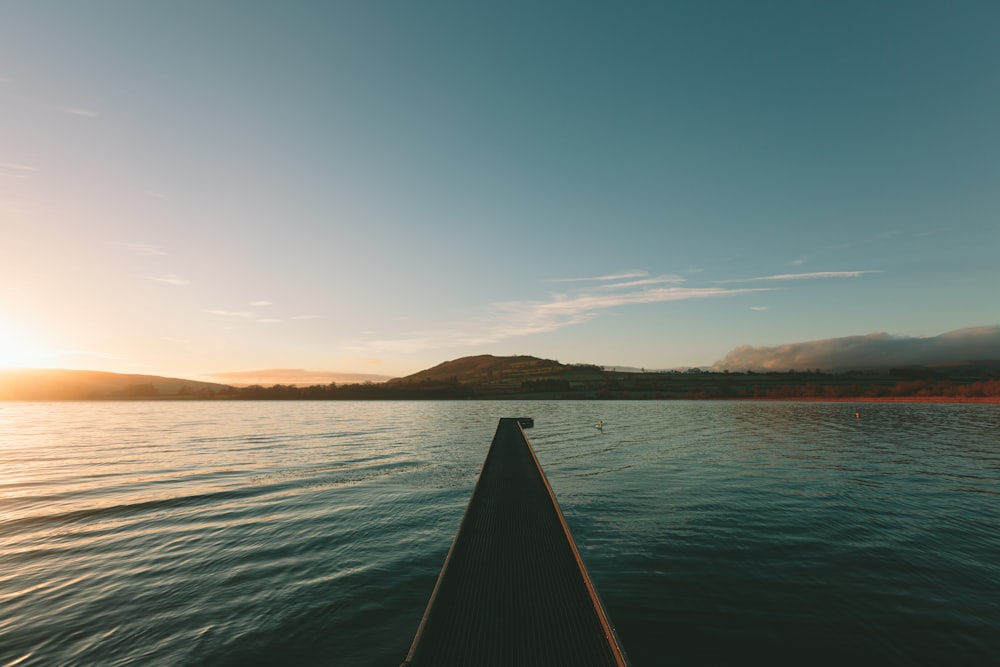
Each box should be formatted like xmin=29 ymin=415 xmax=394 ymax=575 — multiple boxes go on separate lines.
xmin=2 ymin=1 xmax=999 ymax=381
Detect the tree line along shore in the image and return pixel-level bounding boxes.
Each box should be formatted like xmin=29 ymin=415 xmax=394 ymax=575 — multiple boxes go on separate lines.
xmin=7 ymin=361 xmax=998 ymax=402
xmin=207 ymin=369 xmax=1000 ymax=401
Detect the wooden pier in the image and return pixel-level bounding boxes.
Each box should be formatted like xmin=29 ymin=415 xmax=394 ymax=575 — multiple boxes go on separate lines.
xmin=401 ymin=418 xmax=630 ymax=666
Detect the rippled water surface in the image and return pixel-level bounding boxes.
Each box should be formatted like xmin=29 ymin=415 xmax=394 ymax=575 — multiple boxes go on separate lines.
xmin=1 ymin=401 xmax=998 ymax=665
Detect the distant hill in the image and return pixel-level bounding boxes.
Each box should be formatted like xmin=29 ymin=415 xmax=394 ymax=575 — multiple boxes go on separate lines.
xmin=0 ymin=369 xmax=232 ymax=400
xmin=380 ymin=354 xmax=1000 ymax=401
xmin=387 ymin=354 xmax=606 ymax=396
xmin=4 ymin=356 xmax=1000 ymax=401
xmin=393 ymin=355 xmax=566 ymax=383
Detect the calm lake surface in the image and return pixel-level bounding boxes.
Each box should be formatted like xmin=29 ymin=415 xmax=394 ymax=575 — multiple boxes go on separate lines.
xmin=1 ymin=401 xmax=998 ymax=666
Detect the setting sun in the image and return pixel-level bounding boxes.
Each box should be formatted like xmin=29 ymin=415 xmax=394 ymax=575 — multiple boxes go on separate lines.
xmin=0 ymin=322 xmax=46 ymax=369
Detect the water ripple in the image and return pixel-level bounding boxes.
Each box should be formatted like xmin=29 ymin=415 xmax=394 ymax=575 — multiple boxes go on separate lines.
xmin=1 ymin=401 xmax=998 ymax=665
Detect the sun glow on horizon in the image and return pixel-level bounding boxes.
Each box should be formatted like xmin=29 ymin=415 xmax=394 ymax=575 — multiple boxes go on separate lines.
xmin=0 ymin=321 xmax=53 ymax=369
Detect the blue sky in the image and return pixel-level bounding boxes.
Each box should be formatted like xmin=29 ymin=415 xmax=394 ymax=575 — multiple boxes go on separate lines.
xmin=1 ymin=1 xmax=998 ymax=381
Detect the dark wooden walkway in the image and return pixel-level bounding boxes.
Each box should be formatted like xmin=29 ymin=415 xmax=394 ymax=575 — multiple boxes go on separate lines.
xmin=402 ymin=418 xmax=630 ymax=667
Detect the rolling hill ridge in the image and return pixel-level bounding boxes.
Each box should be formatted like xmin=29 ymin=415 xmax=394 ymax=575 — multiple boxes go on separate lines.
xmin=3 ymin=355 xmax=1000 ymax=401
xmin=0 ymin=369 xmax=230 ymax=401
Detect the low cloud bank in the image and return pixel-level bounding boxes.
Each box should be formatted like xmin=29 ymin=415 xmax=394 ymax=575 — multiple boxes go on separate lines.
xmin=713 ymin=325 xmax=1000 ymax=372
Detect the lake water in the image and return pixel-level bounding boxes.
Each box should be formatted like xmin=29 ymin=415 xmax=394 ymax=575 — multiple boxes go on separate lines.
xmin=1 ymin=401 xmax=998 ymax=666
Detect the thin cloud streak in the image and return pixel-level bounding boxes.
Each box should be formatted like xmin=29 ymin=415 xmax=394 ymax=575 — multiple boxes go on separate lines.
xmin=0 ymin=162 xmax=38 ymax=172
xmin=0 ymin=162 xmax=38 ymax=179
xmin=546 ymin=271 xmax=648 ymax=283
xmin=600 ymin=275 xmax=686 ymax=289
xmin=150 ymin=274 xmax=190 ymax=285
xmin=203 ymin=309 xmax=255 ymax=318
xmin=204 ymin=308 xmax=293 ymax=324
xmin=352 ymin=285 xmax=770 ymax=354
xmin=121 ymin=243 xmax=168 ymax=256
xmin=718 ymin=270 xmax=882 ymax=283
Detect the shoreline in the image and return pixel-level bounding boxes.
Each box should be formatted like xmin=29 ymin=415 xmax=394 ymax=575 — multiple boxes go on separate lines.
xmin=3 ymin=395 xmax=1000 ymax=404
xmin=715 ymin=396 xmax=1000 ymax=404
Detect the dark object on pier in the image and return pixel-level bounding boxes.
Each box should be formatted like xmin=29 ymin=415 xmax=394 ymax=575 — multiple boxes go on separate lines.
xmin=516 ymin=416 xmax=534 ymax=428
xmin=401 ymin=418 xmax=629 ymax=666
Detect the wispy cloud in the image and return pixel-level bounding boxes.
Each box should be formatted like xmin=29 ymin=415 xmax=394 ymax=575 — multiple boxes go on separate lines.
xmin=121 ymin=243 xmax=168 ymax=256
xmin=62 ymin=107 xmax=100 ymax=117
xmin=718 ymin=270 xmax=882 ymax=283
xmin=250 ymin=300 xmax=272 ymax=307
xmin=545 ymin=270 xmax=686 ymax=290
xmin=150 ymin=273 xmax=189 ymax=286
xmin=546 ymin=271 xmax=648 ymax=283
xmin=750 ymin=306 xmax=769 ymax=311
xmin=291 ymin=314 xmax=321 ymax=320
xmin=0 ymin=162 xmax=38 ymax=172
xmin=600 ymin=275 xmax=686 ymax=289
xmin=353 ymin=284 xmax=770 ymax=354
xmin=203 ymin=309 xmax=254 ymax=318
xmin=162 ymin=337 xmax=190 ymax=344
xmin=0 ymin=162 xmax=39 ymax=179
xmin=204 ymin=307 xmax=297 ymax=324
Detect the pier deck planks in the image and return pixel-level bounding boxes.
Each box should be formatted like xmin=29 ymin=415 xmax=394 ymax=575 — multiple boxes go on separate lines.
xmin=402 ymin=418 xmax=629 ymax=666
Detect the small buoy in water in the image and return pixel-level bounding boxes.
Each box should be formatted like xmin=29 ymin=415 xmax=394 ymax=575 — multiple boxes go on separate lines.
xmin=595 ymin=420 xmax=604 ymax=430
xmin=855 ymin=410 xmax=861 ymax=419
